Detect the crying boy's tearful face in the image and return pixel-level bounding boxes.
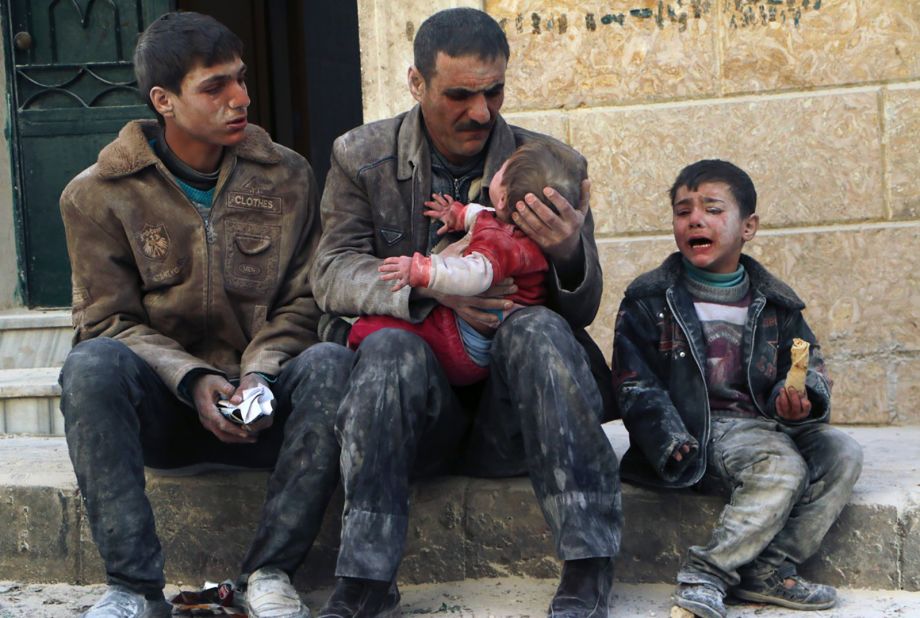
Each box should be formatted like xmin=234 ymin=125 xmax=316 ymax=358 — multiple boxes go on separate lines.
xmin=671 ymin=181 xmax=759 ymax=275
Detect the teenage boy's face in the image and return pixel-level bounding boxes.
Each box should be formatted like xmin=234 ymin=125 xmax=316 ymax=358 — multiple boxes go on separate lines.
xmin=162 ymin=57 xmax=250 ymax=148
xmin=671 ymin=181 xmax=758 ymax=274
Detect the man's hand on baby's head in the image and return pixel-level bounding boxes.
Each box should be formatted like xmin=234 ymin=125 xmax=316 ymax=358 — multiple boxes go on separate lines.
xmin=513 ymin=179 xmax=590 ymax=261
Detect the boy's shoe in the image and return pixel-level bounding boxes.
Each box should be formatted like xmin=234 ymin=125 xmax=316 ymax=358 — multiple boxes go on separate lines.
xmin=82 ymin=585 xmax=171 ymax=618
xmin=245 ymin=567 xmax=311 ymax=618
xmin=316 ymin=577 xmax=400 ymax=618
xmin=674 ymin=583 xmax=726 ymax=618
xmin=547 ymin=557 xmax=615 ymax=617
xmin=733 ymin=572 xmax=836 ymax=610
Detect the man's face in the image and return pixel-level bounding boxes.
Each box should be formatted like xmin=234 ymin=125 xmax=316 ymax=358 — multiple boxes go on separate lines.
xmin=672 ymin=181 xmax=759 ymax=274
xmin=409 ymin=52 xmax=506 ymax=165
xmin=161 ymin=56 xmax=250 ymax=149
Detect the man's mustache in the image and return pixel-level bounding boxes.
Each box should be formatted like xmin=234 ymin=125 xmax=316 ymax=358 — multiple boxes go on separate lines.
xmin=456 ymin=119 xmax=493 ymax=132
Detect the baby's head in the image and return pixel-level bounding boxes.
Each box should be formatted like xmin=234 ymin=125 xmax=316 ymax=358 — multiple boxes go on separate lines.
xmin=488 ymin=142 xmax=587 ymax=223
xmin=669 ymin=159 xmax=759 ymax=274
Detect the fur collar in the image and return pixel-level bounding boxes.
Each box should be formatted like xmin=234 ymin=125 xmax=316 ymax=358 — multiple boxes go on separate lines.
xmin=624 ymin=252 xmax=805 ymax=310
xmin=95 ymin=119 xmax=282 ymax=179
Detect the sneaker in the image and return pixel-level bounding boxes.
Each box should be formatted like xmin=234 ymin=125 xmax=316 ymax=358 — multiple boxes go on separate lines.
xmin=245 ymin=567 xmax=310 ymax=618
xmin=316 ymin=577 xmax=400 ymax=618
xmin=547 ymin=557 xmax=615 ymax=617
xmin=82 ymin=585 xmax=171 ymax=618
xmin=733 ymin=572 xmax=836 ymax=610
xmin=674 ymin=583 xmax=726 ymax=618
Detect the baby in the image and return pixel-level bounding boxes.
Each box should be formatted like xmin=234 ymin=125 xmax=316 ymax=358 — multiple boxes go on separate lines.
xmin=347 ymin=140 xmax=586 ymax=385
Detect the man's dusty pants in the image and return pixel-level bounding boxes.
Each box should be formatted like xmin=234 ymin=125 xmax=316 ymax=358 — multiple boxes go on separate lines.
xmin=60 ymin=337 xmax=352 ymax=595
xmin=333 ymin=306 xmax=624 ymax=582
xmin=677 ymin=417 xmax=864 ymax=591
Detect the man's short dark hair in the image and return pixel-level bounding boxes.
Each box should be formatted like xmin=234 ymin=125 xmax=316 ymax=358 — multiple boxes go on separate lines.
xmin=134 ymin=11 xmax=243 ymax=120
xmin=413 ymin=8 xmax=510 ymax=82
xmin=669 ymin=159 xmax=757 ymax=217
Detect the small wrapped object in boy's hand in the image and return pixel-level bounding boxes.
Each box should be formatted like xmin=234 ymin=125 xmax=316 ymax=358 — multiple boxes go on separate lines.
xmin=216 ymin=384 xmax=274 ymax=426
xmin=785 ymin=338 xmax=810 ymax=393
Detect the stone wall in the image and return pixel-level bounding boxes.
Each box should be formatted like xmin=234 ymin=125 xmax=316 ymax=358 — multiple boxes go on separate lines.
xmin=358 ymin=0 xmax=920 ymax=424
xmin=0 ymin=27 xmax=23 ymax=308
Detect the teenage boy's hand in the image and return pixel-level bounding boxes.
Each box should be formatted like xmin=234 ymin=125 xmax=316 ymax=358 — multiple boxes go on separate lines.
xmin=513 ymin=179 xmax=590 ymax=266
xmin=230 ymin=372 xmax=274 ymax=434
xmin=191 ymin=374 xmax=257 ymax=444
xmin=776 ymin=385 xmax=812 ymax=421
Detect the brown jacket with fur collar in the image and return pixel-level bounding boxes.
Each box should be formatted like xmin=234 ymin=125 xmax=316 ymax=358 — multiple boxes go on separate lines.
xmin=60 ymin=120 xmax=321 ymax=397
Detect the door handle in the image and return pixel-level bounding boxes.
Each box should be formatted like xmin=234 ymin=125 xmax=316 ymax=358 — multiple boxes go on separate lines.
xmin=14 ymin=31 xmax=33 ymax=51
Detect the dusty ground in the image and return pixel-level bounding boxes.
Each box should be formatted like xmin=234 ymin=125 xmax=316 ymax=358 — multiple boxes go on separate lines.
xmin=2 ymin=579 xmax=920 ymax=617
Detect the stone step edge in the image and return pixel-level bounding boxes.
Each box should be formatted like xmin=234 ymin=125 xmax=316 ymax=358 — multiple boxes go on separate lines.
xmin=0 ymin=309 xmax=71 ymax=331
xmin=0 ymin=367 xmax=62 ymax=398
xmin=1 ymin=426 xmax=918 ymax=591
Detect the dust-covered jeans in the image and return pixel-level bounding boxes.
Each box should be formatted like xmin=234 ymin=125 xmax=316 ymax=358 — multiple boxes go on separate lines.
xmin=677 ymin=417 xmax=863 ymax=591
xmin=59 ymin=338 xmax=353 ymax=596
xmin=334 ymin=306 xmax=623 ymax=582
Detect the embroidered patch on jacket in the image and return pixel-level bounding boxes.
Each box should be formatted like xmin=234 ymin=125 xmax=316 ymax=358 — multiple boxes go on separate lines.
xmin=136 ymin=224 xmax=170 ymax=261
xmin=228 ymin=176 xmax=282 ymax=214
xmin=379 ymin=227 xmax=403 ymax=246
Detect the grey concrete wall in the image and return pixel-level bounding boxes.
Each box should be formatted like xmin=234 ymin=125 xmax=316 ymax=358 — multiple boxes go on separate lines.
xmin=0 ymin=27 xmax=24 ymax=308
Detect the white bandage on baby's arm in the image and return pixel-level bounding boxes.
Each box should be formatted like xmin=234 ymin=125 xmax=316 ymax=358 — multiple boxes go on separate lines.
xmin=463 ymin=203 xmax=494 ymax=231
xmin=427 ymin=251 xmax=494 ymax=296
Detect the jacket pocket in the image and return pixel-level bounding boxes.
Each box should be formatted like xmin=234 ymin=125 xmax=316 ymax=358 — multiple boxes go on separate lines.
xmin=224 ymin=221 xmax=281 ymax=295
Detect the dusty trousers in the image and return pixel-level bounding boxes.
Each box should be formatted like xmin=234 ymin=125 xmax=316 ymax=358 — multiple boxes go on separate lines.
xmin=60 ymin=338 xmax=352 ymax=595
xmin=333 ymin=306 xmax=624 ymax=582
xmin=678 ymin=417 xmax=863 ymax=591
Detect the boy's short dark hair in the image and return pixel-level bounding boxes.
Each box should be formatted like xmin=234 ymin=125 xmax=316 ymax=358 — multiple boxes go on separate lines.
xmin=414 ymin=8 xmax=509 ymax=83
xmin=134 ymin=11 xmax=243 ymax=121
xmin=669 ymin=159 xmax=757 ymax=218
xmin=501 ymin=142 xmax=587 ymax=215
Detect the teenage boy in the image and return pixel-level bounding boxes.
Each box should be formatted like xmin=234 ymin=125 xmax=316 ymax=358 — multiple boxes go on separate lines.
xmin=310 ymin=8 xmax=622 ymax=617
xmin=59 ymin=12 xmax=349 ymax=617
xmin=612 ymin=159 xmax=863 ymax=618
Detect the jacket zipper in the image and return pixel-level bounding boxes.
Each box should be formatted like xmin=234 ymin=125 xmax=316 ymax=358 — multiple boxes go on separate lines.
xmin=745 ymin=295 xmax=767 ymax=416
xmin=667 ymin=287 xmax=711 ymax=485
xmin=155 ymin=158 xmax=236 ymax=347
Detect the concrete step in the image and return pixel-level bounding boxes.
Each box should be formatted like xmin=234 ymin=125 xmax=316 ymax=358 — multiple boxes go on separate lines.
xmin=0 ymin=309 xmax=70 ymax=436
xmin=2 ymin=578 xmax=919 ymax=617
xmin=0 ymin=368 xmax=62 ymax=435
xmin=0 ymin=309 xmax=71 ymax=370
xmin=1 ymin=425 xmax=917 ymax=594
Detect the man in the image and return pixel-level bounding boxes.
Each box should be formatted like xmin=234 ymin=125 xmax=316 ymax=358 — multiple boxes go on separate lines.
xmin=58 ymin=12 xmax=350 ymax=618
xmin=309 ymin=8 xmax=623 ymax=617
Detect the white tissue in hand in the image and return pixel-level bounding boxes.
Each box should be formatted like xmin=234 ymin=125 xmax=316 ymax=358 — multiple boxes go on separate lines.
xmin=217 ymin=384 xmax=274 ymax=425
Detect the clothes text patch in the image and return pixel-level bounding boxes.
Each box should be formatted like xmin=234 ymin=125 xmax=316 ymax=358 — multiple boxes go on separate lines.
xmin=227 ymin=191 xmax=282 ymax=214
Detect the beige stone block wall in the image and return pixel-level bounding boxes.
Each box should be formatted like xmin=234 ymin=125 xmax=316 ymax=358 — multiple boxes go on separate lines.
xmin=357 ymin=1 xmax=920 ymax=423
xmin=0 ymin=28 xmax=22 ymax=308
xmin=571 ymin=90 xmax=886 ymax=235
xmin=886 ymin=84 xmax=920 ymax=219
xmin=721 ymin=0 xmax=920 ymax=94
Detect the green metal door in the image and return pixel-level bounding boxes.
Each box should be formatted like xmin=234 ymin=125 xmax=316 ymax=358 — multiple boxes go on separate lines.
xmin=3 ymin=0 xmax=171 ymax=307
